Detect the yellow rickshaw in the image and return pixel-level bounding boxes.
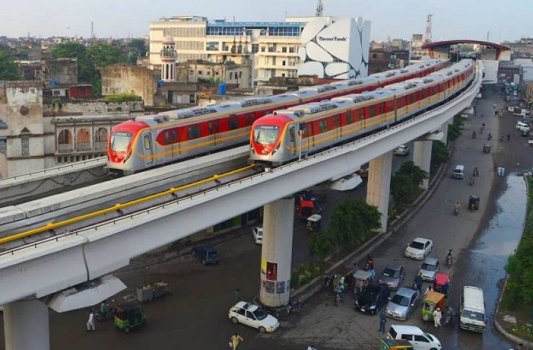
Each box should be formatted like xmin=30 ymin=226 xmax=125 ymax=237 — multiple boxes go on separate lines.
xmin=421 ymin=290 xmax=446 ymax=322
xmin=380 ymin=339 xmax=414 ymax=350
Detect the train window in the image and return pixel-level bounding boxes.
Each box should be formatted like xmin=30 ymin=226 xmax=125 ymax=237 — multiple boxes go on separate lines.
xmin=229 ymin=117 xmax=239 ymax=130
xmin=172 ymin=129 xmax=178 ymax=143
xmin=188 ymin=125 xmax=200 ymax=139
xmin=305 ymin=123 xmax=313 ymax=137
xmin=319 ymin=120 xmax=327 ymax=133
xmin=143 ymin=135 xmax=152 ymax=150
xmin=346 ymin=113 xmax=353 ymax=124
xmin=289 ymin=127 xmax=295 ymax=143
xmin=164 ymin=131 xmax=170 ymax=145
xmin=333 ymin=115 xmax=340 ymax=128
xmin=208 ymin=122 xmax=213 ymax=134
xmin=246 ymin=113 xmax=254 ymax=126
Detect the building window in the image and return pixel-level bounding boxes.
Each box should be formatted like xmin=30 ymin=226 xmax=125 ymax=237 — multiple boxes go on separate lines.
xmin=229 ymin=72 xmax=233 ymax=80
xmin=252 ymin=44 xmax=259 ymax=53
xmin=282 ymin=60 xmax=286 ymax=66
xmin=94 ymin=128 xmax=107 ymax=142
xmin=21 ymin=135 xmax=30 ymax=156
xmin=289 ymin=47 xmax=296 ymax=53
xmin=261 ymin=46 xmax=266 ymax=52
xmin=282 ymin=47 xmax=287 ymax=53
xmin=58 ymin=129 xmax=72 ymax=145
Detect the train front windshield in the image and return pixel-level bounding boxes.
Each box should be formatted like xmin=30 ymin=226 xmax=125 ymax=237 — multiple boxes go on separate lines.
xmin=110 ymin=131 xmax=132 ymax=152
xmin=253 ymin=125 xmax=279 ymax=145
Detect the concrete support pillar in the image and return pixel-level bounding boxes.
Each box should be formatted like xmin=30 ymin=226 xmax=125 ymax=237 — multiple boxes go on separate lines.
xmin=367 ymin=151 xmax=393 ymax=233
xmin=413 ymin=140 xmax=433 ymax=190
xmin=4 ymin=298 xmax=50 ymax=350
xmin=441 ymin=122 xmax=449 ymax=145
xmin=259 ymin=196 xmax=295 ymax=307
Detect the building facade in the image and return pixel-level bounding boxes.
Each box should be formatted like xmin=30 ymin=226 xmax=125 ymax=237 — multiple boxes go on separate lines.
xmin=149 ymin=16 xmax=305 ymax=86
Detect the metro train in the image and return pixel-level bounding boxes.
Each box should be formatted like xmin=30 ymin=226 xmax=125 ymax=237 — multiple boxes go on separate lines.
xmin=249 ymin=59 xmax=475 ymax=166
xmin=107 ymin=60 xmax=446 ymax=174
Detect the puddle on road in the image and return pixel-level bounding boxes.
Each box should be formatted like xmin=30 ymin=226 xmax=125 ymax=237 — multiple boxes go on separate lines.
xmin=450 ymin=174 xmax=527 ymax=349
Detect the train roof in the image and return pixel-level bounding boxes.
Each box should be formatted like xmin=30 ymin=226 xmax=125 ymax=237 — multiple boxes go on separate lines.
xmin=332 ymin=94 xmax=375 ymax=104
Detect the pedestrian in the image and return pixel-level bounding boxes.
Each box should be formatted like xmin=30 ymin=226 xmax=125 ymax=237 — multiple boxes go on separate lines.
xmin=414 ymin=273 xmax=423 ymax=292
xmin=86 ymin=311 xmax=95 ymax=332
xmin=507 ymin=134 xmax=511 ymax=141
xmin=424 ymin=284 xmax=433 ymax=296
xmin=378 ymin=309 xmax=387 ymax=333
xmin=235 ymin=288 xmax=240 ymax=301
xmin=433 ymin=307 xmax=442 ymax=328
xmin=229 ymin=332 xmax=244 ymax=350
xmin=366 ymin=254 xmax=374 ymax=270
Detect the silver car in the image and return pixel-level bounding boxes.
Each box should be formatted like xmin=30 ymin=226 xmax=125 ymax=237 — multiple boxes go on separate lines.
xmin=418 ymin=257 xmax=439 ymax=282
xmin=378 ymin=264 xmax=406 ymax=290
xmin=386 ymin=287 xmax=419 ymax=320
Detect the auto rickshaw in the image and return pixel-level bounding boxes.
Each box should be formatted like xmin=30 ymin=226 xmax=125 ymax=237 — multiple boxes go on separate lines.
xmin=113 ymin=302 xmax=146 ymax=333
xmin=433 ymin=272 xmax=450 ymax=296
xmin=380 ymin=339 xmax=414 ymax=350
xmin=483 ymin=144 xmax=491 ymax=153
xmin=353 ymin=269 xmax=373 ymax=295
xmin=306 ymin=214 xmax=322 ymax=232
xmin=421 ymin=290 xmax=447 ymax=321
xmin=468 ymin=194 xmax=480 ymax=211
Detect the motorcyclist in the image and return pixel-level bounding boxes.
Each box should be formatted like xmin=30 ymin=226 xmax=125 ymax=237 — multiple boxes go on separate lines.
xmin=446 ymin=249 xmax=454 ymax=265
xmin=473 ymin=166 xmax=479 ymax=177
xmin=453 ymin=201 xmax=461 ymax=215
xmin=488 ymin=132 xmax=492 ymax=140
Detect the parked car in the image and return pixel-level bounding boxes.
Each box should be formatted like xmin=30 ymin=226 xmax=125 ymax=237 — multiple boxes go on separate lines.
xmin=378 ymin=264 xmax=406 ymax=290
xmin=192 ymin=245 xmax=220 ymax=265
xmin=404 ymin=238 xmax=433 ymax=260
xmin=252 ymin=226 xmax=263 ymax=244
xmin=354 ymin=284 xmax=390 ymax=315
xmin=387 ymin=325 xmax=442 ymax=350
xmin=516 ymin=121 xmax=530 ymax=132
xmin=394 ymin=145 xmax=410 ymax=156
xmin=386 ymin=287 xmax=420 ymax=320
xmin=228 ymin=301 xmax=280 ymax=333
xmin=418 ymin=257 xmax=439 ymax=282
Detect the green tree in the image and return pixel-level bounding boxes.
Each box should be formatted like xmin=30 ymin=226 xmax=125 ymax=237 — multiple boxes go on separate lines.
xmin=0 ymin=48 xmax=20 ymax=80
xmin=309 ymin=200 xmax=381 ymax=258
xmin=430 ymin=140 xmax=449 ymax=175
xmin=128 ymin=39 xmax=147 ymax=64
xmin=391 ymin=161 xmax=428 ymax=213
xmin=51 ymin=42 xmax=86 ymax=59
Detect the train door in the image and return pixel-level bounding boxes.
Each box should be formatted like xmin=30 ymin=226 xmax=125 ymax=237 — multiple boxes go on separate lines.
xmin=333 ymin=114 xmax=342 ymax=139
xmin=142 ymin=132 xmax=154 ymax=168
xmin=210 ymin=120 xmax=220 ymax=147
xmin=288 ymin=125 xmax=298 ymax=158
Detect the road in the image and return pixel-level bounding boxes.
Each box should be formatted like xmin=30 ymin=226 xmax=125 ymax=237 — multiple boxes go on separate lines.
xmin=0 ymin=86 xmax=527 ymax=350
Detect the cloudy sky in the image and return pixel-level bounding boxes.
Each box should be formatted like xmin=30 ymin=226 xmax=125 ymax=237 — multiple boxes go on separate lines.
xmin=2 ymin=0 xmax=531 ymax=42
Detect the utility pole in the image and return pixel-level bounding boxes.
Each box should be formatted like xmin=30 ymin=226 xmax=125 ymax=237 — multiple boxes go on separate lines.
xmin=424 ymin=14 xmax=433 ymax=43
xmin=316 ymin=0 xmax=323 ymax=16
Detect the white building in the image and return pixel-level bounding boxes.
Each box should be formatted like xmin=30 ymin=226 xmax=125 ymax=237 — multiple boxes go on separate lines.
xmin=149 ymin=16 xmax=307 ymax=86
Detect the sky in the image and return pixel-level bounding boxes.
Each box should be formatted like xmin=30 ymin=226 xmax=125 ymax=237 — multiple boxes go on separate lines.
xmin=1 ymin=0 xmax=531 ymax=43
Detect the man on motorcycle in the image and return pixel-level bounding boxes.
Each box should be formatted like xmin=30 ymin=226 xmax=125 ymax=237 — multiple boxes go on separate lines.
xmin=453 ymin=201 xmax=461 ymax=215
xmin=446 ymin=249 xmax=454 ymax=266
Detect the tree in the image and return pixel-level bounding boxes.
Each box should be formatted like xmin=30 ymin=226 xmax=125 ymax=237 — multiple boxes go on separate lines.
xmin=0 ymin=48 xmax=20 ymax=80
xmin=51 ymin=42 xmax=86 ymax=59
xmin=309 ymin=200 xmax=381 ymax=257
xmin=51 ymin=42 xmax=127 ymax=95
xmin=430 ymin=141 xmax=449 ymax=175
xmin=128 ymin=39 xmax=147 ymax=64
xmin=390 ymin=161 xmax=428 ymax=213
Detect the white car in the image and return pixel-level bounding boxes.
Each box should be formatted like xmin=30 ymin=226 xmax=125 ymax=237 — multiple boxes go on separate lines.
xmin=228 ymin=301 xmax=280 ymax=333
xmin=394 ymin=145 xmax=410 ymax=156
xmin=516 ymin=121 xmax=530 ymax=132
xmin=404 ymin=238 xmax=433 ymax=260
xmin=252 ymin=226 xmax=263 ymax=244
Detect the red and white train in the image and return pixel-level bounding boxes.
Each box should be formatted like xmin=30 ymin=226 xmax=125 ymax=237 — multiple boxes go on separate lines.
xmin=107 ymin=60 xmax=446 ymax=174
xmin=250 ymin=59 xmax=475 ymax=166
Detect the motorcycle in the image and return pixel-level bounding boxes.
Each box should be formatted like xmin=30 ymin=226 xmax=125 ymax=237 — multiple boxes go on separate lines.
xmin=453 ymin=206 xmax=460 ymax=216
xmin=446 ymin=254 xmax=453 ymax=267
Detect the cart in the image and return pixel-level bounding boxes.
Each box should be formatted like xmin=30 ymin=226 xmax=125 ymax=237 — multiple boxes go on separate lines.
xmin=432 ymin=272 xmax=450 ymax=296
xmin=483 ymin=144 xmax=491 ymax=153
xmin=353 ymin=269 xmax=373 ymax=295
xmin=380 ymin=339 xmax=414 ymax=350
xmin=306 ymin=214 xmax=322 ymax=232
xmin=468 ymin=194 xmax=480 ymax=211
xmin=421 ymin=290 xmax=447 ymax=321
xmin=113 ymin=302 xmax=146 ymax=333
xmin=136 ymin=281 xmax=170 ymax=303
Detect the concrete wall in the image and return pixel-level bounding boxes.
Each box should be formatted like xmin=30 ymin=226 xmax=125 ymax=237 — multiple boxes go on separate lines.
xmin=47 ymin=59 xmax=78 ymax=84
xmin=101 ymin=65 xmax=157 ymax=106
xmin=43 ymin=100 xmax=144 ymax=115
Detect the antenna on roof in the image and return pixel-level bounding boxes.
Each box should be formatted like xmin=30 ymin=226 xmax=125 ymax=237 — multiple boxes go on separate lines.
xmin=316 ymin=0 xmax=324 ymax=16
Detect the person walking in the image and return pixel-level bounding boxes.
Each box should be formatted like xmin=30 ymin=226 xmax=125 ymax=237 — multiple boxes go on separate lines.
xmin=86 ymin=311 xmax=95 ymax=332
xmin=414 ymin=273 xmax=424 ymax=292
xmin=229 ymin=332 xmax=244 ymax=350
xmin=433 ymin=307 xmax=442 ymax=328
xmin=378 ymin=309 xmax=387 ymax=333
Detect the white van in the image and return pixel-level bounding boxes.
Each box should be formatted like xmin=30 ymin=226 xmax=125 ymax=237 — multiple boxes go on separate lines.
xmin=459 ymin=286 xmax=486 ymax=332
xmin=452 ymin=165 xmax=465 ymax=179
xmin=387 ymin=325 xmax=441 ymax=350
